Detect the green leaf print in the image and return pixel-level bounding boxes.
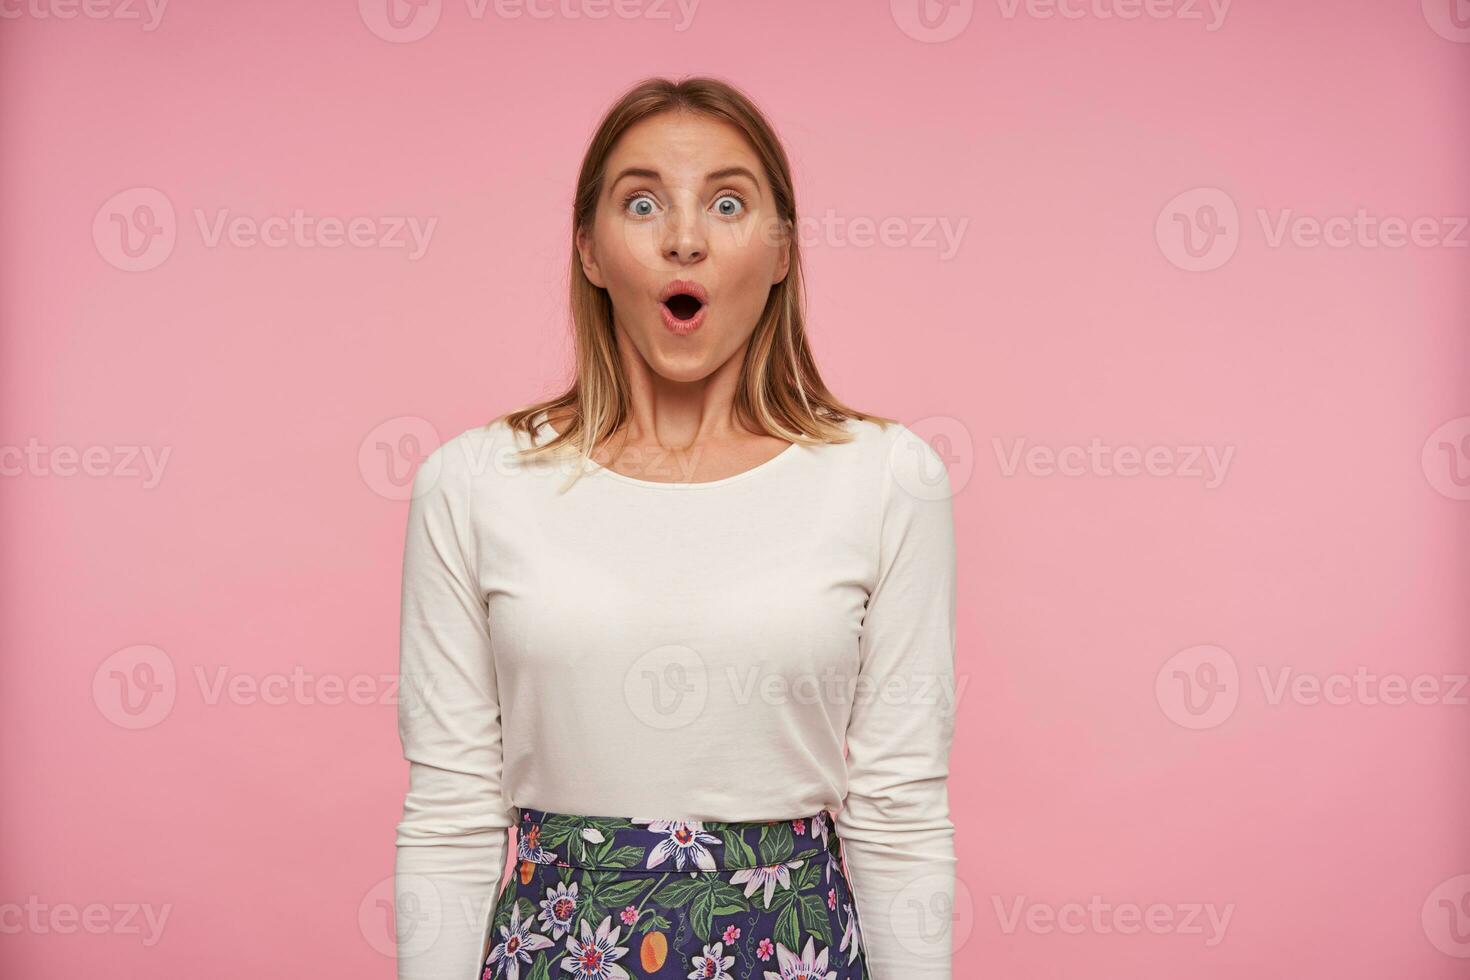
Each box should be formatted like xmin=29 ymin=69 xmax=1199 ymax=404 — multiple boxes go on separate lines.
xmin=774 ymin=899 xmax=801 ymax=950
xmin=720 ymin=829 xmax=758 ymax=867
xmin=758 ymin=822 xmax=795 ymax=864
xmin=799 ymin=892 xmax=831 ymax=944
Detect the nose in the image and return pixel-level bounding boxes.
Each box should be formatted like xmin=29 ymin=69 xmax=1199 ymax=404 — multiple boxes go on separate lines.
xmin=660 ymin=193 xmax=708 ymax=264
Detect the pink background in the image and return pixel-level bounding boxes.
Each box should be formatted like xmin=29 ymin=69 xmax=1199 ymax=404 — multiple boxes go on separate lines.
xmin=3 ymin=0 xmax=1468 ymax=977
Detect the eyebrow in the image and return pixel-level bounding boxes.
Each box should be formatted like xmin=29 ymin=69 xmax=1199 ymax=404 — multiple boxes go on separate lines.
xmin=608 ymin=166 xmax=761 ymax=192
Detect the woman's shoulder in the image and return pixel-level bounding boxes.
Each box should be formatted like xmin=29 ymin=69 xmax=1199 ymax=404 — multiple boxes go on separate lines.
xmin=817 ymin=414 xmax=923 ymax=463
xmin=416 ymin=416 xmax=534 ymax=490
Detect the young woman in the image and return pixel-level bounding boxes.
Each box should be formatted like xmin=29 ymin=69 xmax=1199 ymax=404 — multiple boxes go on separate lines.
xmin=394 ymin=77 xmax=957 ymax=980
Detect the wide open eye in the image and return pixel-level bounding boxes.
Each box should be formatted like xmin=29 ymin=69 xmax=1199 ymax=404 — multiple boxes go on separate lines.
xmin=623 ymin=192 xmax=658 ymax=217
xmin=712 ymin=193 xmax=746 ymax=217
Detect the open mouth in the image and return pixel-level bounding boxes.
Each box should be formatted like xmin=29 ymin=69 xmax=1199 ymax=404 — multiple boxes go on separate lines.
xmin=662 ymin=293 xmax=704 ymax=321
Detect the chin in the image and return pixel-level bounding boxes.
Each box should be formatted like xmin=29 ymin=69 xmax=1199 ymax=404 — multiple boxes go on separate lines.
xmin=646 ymin=349 xmax=719 ymax=384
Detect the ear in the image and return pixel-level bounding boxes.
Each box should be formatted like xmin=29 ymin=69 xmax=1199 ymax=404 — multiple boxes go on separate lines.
xmin=575 ymin=224 xmax=605 ymax=288
xmin=771 ymin=219 xmax=792 ymax=286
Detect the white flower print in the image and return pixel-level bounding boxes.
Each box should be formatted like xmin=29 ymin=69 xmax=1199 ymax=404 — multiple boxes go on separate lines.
xmin=537 ymin=880 xmax=579 ymax=939
xmin=808 ymin=813 xmax=834 ymax=883
xmin=485 ymin=901 xmax=555 ymax=980
xmin=838 ymin=899 xmax=862 ymax=965
xmin=559 ymin=914 xmax=631 ymax=980
xmin=516 ymin=821 xmax=559 ymax=865
xmin=808 ymin=811 xmax=831 ymax=851
xmin=687 ymin=940 xmax=735 ymax=979
xmin=635 ymin=820 xmax=721 ymax=872
xmin=729 ymin=859 xmax=805 ymax=909
xmin=762 ymin=936 xmax=836 ymax=980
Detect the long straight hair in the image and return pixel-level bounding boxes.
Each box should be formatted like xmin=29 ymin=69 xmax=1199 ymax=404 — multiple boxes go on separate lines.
xmin=495 ymin=76 xmax=890 ymax=481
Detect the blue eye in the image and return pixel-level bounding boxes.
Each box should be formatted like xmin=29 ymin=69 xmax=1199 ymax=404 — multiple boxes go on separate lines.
xmin=713 ymin=193 xmax=746 ymax=217
xmin=624 ymin=193 xmax=658 ymax=217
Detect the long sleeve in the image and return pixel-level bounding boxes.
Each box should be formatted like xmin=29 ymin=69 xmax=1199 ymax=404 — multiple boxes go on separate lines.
xmin=394 ymin=434 xmax=517 ymax=980
xmin=834 ymin=423 xmax=959 ymax=979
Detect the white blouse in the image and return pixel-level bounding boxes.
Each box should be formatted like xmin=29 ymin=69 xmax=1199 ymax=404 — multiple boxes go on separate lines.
xmin=394 ymin=413 xmax=958 ymax=979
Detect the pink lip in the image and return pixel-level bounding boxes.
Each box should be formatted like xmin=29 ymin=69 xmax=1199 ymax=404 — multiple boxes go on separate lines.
xmin=660 ymin=302 xmax=706 ymax=335
xmin=658 ymin=278 xmax=709 ymax=304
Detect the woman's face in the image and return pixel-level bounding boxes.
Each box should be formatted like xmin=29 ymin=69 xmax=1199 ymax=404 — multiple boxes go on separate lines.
xmin=576 ymin=110 xmax=791 ymax=383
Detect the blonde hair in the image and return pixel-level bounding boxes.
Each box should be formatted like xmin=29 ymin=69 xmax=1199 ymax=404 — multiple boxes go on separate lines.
xmin=494 ymin=75 xmax=891 ymax=481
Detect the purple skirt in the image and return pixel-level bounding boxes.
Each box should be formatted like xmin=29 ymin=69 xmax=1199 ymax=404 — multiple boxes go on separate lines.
xmin=480 ymin=806 xmax=871 ymax=980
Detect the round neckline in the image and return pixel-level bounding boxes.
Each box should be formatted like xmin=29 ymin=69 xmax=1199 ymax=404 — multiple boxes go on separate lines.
xmin=537 ymin=417 xmax=802 ymax=490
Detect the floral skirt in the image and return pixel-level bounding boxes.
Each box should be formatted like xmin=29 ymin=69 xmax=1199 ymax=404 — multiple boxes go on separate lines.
xmin=480 ymin=805 xmax=871 ymax=980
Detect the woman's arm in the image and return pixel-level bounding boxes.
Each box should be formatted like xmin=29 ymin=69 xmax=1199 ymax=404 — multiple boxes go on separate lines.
xmin=394 ymin=434 xmax=516 ymax=980
xmin=834 ymin=423 xmax=960 ymax=979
